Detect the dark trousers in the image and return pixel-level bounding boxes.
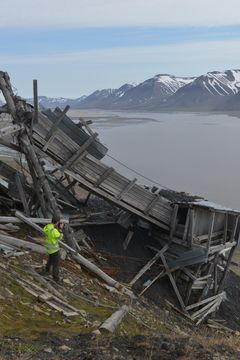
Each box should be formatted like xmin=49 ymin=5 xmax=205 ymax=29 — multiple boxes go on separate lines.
xmin=46 ymin=251 xmax=60 ymax=282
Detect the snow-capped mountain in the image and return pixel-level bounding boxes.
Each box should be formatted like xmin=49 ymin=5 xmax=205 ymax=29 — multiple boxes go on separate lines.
xmin=26 ymin=95 xmax=87 ymax=109
xmin=78 ymin=83 xmax=137 ymax=108
xmin=108 ymin=74 xmax=194 ymax=109
xmin=163 ymin=70 xmax=240 ymax=110
xmin=25 ymin=69 xmax=240 ymax=111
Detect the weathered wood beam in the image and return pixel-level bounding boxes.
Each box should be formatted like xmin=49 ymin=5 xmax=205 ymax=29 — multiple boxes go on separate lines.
xmin=65 ymin=169 xmax=169 ymax=231
xmin=206 ymin=211 xmax=215 ymax=256
xmin=33 ymin=79 xmax=38 ymax=125
xmin=116 ymin=178 xmax=137 ymax=200
xmin=0 ymin=125 xmax=22 ymax=138
xmin=129 ymin=244 xmax=168 ymax=286
xmin=160 ymin=252 xmax=186 ymax=310
xmin=100 ymin=305 xmax=130 ymax=333
xmin=0 ymin=233 xmax=45 ymax=254
xmin=0 ymin=72 xmax=17 ymax=122
xmin=42 ymin=105 xmax=70 ymax=151
xmin=94 ymin=167 xmax=114 ymax=188
xmin=15 ymin=173 xmax=30 ymax=216
xmin=182 ymin=209 xmax=190 ymax=242
xmin=0 ymin=216 xmax=68 ymax=224
xmin=60 ymin=133 xmax=98 ymax=172
xmin=144 ymin=194 xmax=160 ymax=215
xmin=123 ymin=229 xmax=134 ymax=250
xmin=21 ymin=134 xmax=61 ymax=217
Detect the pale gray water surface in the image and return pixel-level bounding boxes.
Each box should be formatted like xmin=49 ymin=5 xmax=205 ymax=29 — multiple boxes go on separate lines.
xmin=73 ymin=110 xmax=240 ymax=210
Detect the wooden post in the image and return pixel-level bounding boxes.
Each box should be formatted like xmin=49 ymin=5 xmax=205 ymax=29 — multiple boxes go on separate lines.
xmin=116 ymin=178 xmax=137 ymax=200
xmin=218 ymin=215 xmax=239 ymax=293
xmin=100 ymin=305 xmax=130 ymax=333
xmin=223 ymin=213 xmax=228 ymax=244
xmin=33 ymin=80 xmax=38 ymax=124
xmin=25 ymin=152 xmax=48 ymax=217
xmin=15 ymin=173 xmax=30 ymax=216
xmin=21 ymin=135 xmax=61 ymax=218
xmin=160 ymin=253 xmax=186 ymax=310
xmin=129 ymin=244 xmax=168 ymax=286
xmin=183 ymin=208 xmax=190 ymax=243
xmin=60 ymin=134 xmax=98 ymax=172
xmin=0 ymin=72 xmax=18 ymax=122
xmin=207 ymin=211 xmax=215 ymax=256
xmin=188 ymin=208 xmax=195 ymax=248
xmin=169 ymin=204 xmax=178 ymax=242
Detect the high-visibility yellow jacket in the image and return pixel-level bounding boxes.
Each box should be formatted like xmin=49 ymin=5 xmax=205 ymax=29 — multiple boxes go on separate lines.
xmin=43 ymin=223 xmax=63 ymax=255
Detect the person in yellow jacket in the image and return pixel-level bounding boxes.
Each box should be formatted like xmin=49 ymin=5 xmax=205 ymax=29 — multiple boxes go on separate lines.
xmin=43 ymin=216 xmax=64 ymax=283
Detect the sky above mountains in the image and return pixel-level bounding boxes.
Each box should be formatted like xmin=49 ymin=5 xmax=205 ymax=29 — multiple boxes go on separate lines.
xmin=1 ymin=0 xmax=240 ymax=98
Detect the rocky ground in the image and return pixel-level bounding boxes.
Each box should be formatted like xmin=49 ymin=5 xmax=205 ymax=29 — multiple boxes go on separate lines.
xmin=0 ymin=239 xmax=240 ymax=360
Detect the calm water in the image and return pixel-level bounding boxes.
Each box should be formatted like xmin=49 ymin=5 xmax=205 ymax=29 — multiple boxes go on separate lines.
xmin=69 ymin=110 xmax=240 ymax=210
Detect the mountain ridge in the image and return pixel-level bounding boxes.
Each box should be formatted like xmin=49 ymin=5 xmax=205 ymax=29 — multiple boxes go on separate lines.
xmin=25 ymin=69 xmax=240 ymax=112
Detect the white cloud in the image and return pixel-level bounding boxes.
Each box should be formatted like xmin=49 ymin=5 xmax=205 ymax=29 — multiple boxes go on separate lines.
xmin=0 ymin=0 xmax=240 ymax=28
xmin=1 ymin=40 xmax=240 ymax=67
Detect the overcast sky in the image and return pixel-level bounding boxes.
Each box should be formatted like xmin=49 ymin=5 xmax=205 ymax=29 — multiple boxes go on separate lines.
xmin=1 ymin=0 xmax=240 ymax=97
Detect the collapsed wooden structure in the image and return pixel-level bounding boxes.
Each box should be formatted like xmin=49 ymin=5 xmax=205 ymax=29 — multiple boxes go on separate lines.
xmin=0 ymin=71 xmax=239 ymax=324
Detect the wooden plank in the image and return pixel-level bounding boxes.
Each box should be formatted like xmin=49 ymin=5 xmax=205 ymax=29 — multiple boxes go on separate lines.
xmin=65 ymin=169 xmax=170 ymax=230
xmin=100 ymin=305 xmax=130 ymax=333
xmin=42 ymin=105 xmax=70 ymax=151
xmin=182 ymin=209 xmax=190 ymax=242
xmin=60 ymin=134 xmax=98 ymax=172
xmin=0 ymin=72 xmax=17 ymax=122
xmin=123 ymin=229 xmax=134 ymax=250
xmin=188 ymin=208 xmax=195 ymax=248
xmin=0 ymin=216 xmax=68 ymax=224
xmin=169 ymin=204 xmax=179 ymax=242
xmin=33 ymin=79 xmax=38 ymax=125
xmin=223 ymin=213 xmax=228 ymax=244
xmin=116 ymin=178 xmax=137 ymax=200
xmin=144 ymin=194 xmax=160 ymax=215
xmin=129 ymin=244 xmax=168 ymax=286
xmin=15 ymin=173 xmax=30 ymax=216
xmin=21 ymin=135 xmax=61 ymax=217
xmin=94 ymin=167 xmax=114 ymax=187
xmin=56 ymin=179 xmax=77 ymax=199
xmin=160 ymin=253 xmax=186 ymax=310
xmin=230 ymin=215 xmax=239 ymax=242
xmin=207 ymin=211 xmax=215 ymax=256
xmin=0 ymin=125 xmax=22 ymax=138
xmin=139 ymin=270 xmax=165 ymax=296
xmin=185 ymin=293 xmax=221 ymax=311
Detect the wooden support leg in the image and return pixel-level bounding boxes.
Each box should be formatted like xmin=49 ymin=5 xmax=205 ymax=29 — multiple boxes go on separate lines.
xmin=123 ymin=229 xmax=134 ymax=250
xmin=160 ymin=253 xmax=186 ymax=311
xmin=21 ymin=135 xmax=61 ymax=218
xmin=25 ymin=152 xmax=49 ymax=218
xmin=15 ymin=172 xmax=30 ymax=216
xmin=129 ymin=244 xmax=168 ymax=286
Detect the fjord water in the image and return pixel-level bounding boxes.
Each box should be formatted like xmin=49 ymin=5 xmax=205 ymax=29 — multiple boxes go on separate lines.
xmin=71 ymin=110 xmax=240 ymax=210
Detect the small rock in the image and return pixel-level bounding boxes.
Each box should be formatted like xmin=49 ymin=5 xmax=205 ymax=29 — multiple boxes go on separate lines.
xmin=92 ymin=329 xmax=101 ymax=336
xmin=63 ymin=278 xmax=74 ymax=286
xmin=59 ymin=345 xmax=71 ymax=351
xmin=236 ymin=331 xmax=240 ymax=336
xmin=92 ymin=320 xmax=101 ymax=328
xmin=33 ymin=304 xmax=44 ymax=314
xmin=44 ymin=347 xmax=53 ymax=353
xmin=79 ymin=310 xmax=87 ymax=318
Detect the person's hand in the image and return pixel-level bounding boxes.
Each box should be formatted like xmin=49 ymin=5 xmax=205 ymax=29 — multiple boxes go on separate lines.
xmin=58 ymin=223 xmax=64 ymax=231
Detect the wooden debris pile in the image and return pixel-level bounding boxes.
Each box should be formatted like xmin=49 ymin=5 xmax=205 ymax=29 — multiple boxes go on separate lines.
xmin=0 ymin=71 xmax=239 ymax=326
